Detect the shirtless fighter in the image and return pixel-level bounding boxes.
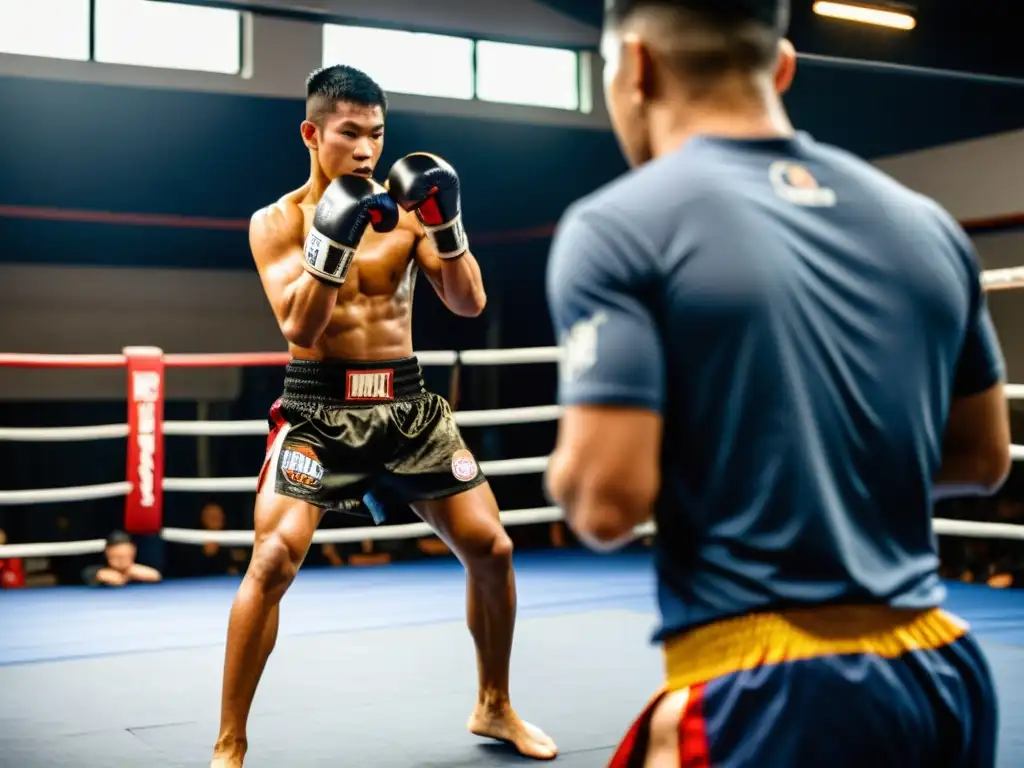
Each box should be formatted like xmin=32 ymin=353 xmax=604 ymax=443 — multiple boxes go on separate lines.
xmin=210 ymin=65 xmax=557 ymax=766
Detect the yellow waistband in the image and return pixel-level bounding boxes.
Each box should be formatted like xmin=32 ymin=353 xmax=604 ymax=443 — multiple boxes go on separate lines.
xmin=663 ymin=605 xmax=968 ymax=691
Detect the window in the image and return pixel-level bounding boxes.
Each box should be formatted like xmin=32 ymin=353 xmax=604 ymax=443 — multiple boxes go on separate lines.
xmin=0 ymin=0 xmax=90 ymax=61
xmin=322 ymin=25 xmax=474 ymax=100
xmin=94 ymin=0 xmax=241 ymax=74
xmin=475 ymin=41 xmax=579 ymax=111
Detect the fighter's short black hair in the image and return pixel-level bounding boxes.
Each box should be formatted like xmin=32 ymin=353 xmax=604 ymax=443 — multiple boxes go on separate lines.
xmin=305 ymin=64 xmax=388 ymax=124
xmin=606 ymin=0 xmax=789 ymax=82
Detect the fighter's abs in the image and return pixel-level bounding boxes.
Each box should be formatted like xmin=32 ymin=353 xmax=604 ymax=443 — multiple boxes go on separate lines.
xmin=295 ymin=205 xmax=419 ymax=359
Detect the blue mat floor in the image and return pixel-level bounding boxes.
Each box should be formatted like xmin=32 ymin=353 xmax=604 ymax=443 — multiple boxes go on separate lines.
xmin=1 ymin=550 xmax=1023 ymax=766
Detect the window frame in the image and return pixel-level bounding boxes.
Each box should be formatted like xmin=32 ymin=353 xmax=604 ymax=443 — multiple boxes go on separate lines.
xmin=472 ymin=39 xmax=582 ymax=112
xmin=320 ymin=22 xmax=476 ymax=101
xmin=0 ymin=0 xmax=92 ymax=62
xmin=91 ymin=0 xmax=244 ymax=75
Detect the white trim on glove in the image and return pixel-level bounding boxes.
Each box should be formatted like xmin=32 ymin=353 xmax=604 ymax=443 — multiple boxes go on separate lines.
xmin=423 ymin=214 xmax=469 ymax=259
xmin=303 ymin=227 xmax=356 ymax=284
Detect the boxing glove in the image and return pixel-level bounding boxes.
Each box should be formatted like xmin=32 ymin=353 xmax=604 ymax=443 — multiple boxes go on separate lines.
xmin=386 ymin=153 xmax=468 ymax=258
xmin=303 ymin=175 xmax=399 ymax=285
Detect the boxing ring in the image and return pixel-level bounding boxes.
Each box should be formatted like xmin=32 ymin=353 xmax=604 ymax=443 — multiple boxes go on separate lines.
xmin=4 ymin=269 xmax=1024 ymax=766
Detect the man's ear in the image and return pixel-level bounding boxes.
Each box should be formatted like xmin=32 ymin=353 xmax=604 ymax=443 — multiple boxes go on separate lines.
xmin=300 ymin=120 xmax=319 ymax=150
xmin=775 ymin=38 xmax=797 ymax=95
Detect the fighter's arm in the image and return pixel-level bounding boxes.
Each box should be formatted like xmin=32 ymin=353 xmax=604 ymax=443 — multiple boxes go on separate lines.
xmin=250 ymin=201 xmax=339 ymax=348
xmin=414 ymin=222 xmax=487 ymax=318
xmin=934 ymin=233 xmax=1012 ymax=499
xmin=388 ymin=152 xmax=486 ymax=318
xmin=544 ymin=210 xmax=664 ymax=552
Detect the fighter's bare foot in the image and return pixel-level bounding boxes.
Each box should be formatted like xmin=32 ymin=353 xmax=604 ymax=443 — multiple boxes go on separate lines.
xmin=210 ymin=737 xmax=246 ymax=768
xmin=468 ymin=704 xmax=558 ymax=760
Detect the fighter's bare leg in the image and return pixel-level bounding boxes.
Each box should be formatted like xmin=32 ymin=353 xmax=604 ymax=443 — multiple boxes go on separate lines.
xmin=643 ymin=689 xmax=692 ymax=768
xmin=413 ymin=483 xmax=557 ymax=760
xmin=211 ymin=478 xmax=322 ymax=768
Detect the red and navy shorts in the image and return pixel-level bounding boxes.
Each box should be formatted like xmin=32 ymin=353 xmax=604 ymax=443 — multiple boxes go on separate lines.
xmin=609 ymin=606 xmax=997 ymax=768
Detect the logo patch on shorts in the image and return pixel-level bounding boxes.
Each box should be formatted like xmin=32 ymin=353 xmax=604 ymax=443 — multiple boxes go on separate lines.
xmin=279 ymin=443 xmax=324 ymax=489
xmin=451 ymin=449 xmax=478 ymax=482
xmin=346 ymin=369 xmax=394 ymax=401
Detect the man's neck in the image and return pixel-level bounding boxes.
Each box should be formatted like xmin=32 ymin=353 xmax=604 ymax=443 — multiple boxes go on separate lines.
xmin=648 ymin=86 xmax=795 ymax=160
xmin=305 ymin=154 xmax=331 ymax=204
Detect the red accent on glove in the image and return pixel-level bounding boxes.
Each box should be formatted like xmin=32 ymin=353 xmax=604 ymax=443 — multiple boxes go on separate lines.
xmin=419 ymin=188 xmax=443 ymax=226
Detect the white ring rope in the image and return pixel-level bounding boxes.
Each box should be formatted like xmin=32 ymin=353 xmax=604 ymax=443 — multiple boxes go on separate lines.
xmin=0 ymin=423 xmax=130 ymax=441
xmin=3 ymin=341 xmax=1024 ymax=556
xmin=9 ymin=511 xmax=1023 ymax=560
xmin=160 ymin=405 xmax=563 ymax=437
xmin=0 ymin=406 xmax=563 ymax=442
xmin=981 ymin=266 xmax=1024 ymax=292
xmin=0 ymin=539 xmax=110 ymax=558
xmin=9 ymin=446 xmax=1024 ymax=506
xmin=931 ymin=518 xmax=1024 ymax=540
xmin=159 ymin=456 xmax=551 ymax=494
xmin=0 ymin=481 xmax=131 ymax=505
xmin=161 ymin=506 xmax=566 ymax=547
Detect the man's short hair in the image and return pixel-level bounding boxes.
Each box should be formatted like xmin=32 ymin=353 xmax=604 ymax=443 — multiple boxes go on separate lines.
xmin=106 ymin=530 xmax=133 ymax=548
xmin=305 ymin=64 xmax=388 ymax=124
xmin=607 ymin=0 xmax=788 ymax=82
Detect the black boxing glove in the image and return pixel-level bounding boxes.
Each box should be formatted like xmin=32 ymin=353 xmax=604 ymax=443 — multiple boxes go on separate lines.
xmin=386 ymin=153 xmax=468 ymax=259
xmin=303 ymin=175 xmax=399 ymax=285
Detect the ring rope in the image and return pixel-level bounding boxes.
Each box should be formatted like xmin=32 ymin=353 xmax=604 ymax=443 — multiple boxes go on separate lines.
xmin=159 ymin=456 xmax=549 ymax=494
xmin=2 ymin=334 xmax=1024 ymax=558
xmin=9 ymin=446 xmax=1024 ymax=505
xmin=0 ymin=346 xmax=563 ymax=370
xmin=0 ymin=481 xmax=132 ymax=505
xmin=0 ymin=405 xmax=563 ymax=442
xmin=981 ymin=266 xmax=1024 ymax=292
xmin=162 ymin=506 xmax=566 ymax=547
xmin=8 ymin=511 xmax=1024 ymax=560
xmin=0 ymin=423 xmax=131 ymax=441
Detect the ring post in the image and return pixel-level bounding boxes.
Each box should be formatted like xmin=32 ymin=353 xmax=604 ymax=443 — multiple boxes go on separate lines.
xmin=124 ymin=346 xmax=165 ymax=535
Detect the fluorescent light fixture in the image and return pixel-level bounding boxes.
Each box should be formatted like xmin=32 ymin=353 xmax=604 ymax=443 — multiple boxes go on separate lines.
xmin=812 ymin=2 xmax=917 ymax=30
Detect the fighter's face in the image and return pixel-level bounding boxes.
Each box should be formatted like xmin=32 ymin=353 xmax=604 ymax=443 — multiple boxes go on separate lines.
xmin=307 ymin=101 xmax=385 ymax=181
xmin=601 ymin=26 xmax=652 ymax=168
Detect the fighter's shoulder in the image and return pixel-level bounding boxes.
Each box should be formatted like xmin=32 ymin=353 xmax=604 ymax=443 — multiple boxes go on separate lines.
xmin=250 ymin=193 xmax=306 ymax=248
xmin=394 ymin=204 xmax=424 ymax=237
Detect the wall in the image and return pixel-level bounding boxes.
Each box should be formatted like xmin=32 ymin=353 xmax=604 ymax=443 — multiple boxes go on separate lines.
xmin=874 ymin=129 xmax=1024 ymax=223
xmin=0 ymin=13 xmax=608 ymax=129
xmin=974 ymin=231 xmax=1024 ymax=384
xmin=874 ymin=130 xmax=1024 ymax=383
xmin=200 ymin=0 xmax=601 ymax=46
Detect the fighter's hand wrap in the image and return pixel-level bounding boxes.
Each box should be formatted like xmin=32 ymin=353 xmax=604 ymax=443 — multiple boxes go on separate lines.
xmin=303 ymin=175 xmax=399 ymax=285
xmin=386 ymin=153 xmax=469 ymax=259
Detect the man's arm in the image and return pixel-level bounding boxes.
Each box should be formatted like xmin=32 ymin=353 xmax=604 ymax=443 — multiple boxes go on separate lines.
xmin=93 ymin=567 xmax=128 ymax=586
xmin=544 ymin=209 xmax=664 ymax=551
xmin=253 ymin=178 xmax=400 ymax=347
xmin=251 ymin=200 xmax=339 ymax=348
xmin=414 ymin=228 xmax=487 ymax=317
xmin=127 ymin=564 xmax=163 ymax=583
xmin=387 ymin=152 xmax=486 ymax=318
xmin=934 ymin=238 xmax=1012 ymax=498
